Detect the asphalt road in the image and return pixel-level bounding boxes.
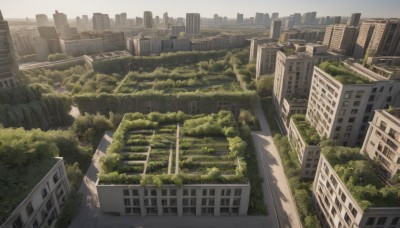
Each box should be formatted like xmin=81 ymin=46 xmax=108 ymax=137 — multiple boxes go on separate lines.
xmin=253 ymin=104 xmax=302 ymax=228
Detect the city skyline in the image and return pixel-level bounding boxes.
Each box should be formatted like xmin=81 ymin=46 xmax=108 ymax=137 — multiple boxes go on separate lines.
xmin=2 ymin=0 xmax=400 ymax=19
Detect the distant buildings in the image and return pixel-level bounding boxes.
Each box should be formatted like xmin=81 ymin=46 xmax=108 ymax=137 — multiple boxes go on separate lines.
xmin=279 ymin=29 xmax=322 ymax=43
xmin=0 ymin=10 xmax=18 ymax=88
xmin=353 ymin=19 xmax=400 ymax=59
xmin=323 ymin=24 xmax=358 ymax=56
xmin=35 ymin=14 xmax=49 ymax=26
xmin=347 ymin=13 xmax=361 ymax=27
xmin=163 ymin=12 xmax=169 ymax=28
xmin=302 ymin=12 xmax=317 ymax=25
xmin=115 ymin=13 xmax=127 ymax=26
xmin=249 ymin=38 xmax=273 ymax=62
xmin=143 ymin=11 xmax=153 ymax=28
xmin=271 ymin=12 xmax=279 ymax=21
xmin=237 ymin=13 xmax=244 ymax=24
xmin=92 ymin=13 xmax=111 ymax=30
xmin=293 ymin=13 xmax=302 ymax=26
xmin=171 ymin=25 xmax=185 ymax=36
xmin=52 ymin=10 xmax=68 ymax=30
xmin=270 ymin=20 xmax=282 ymax=40
xmin=186 ymin=13 xmax=201 ymax=35
xmin=255 ymin=13 xmax=264 ymax=25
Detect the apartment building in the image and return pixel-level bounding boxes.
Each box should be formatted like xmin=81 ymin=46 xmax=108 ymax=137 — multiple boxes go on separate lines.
xmin=306 ymin=61 xmax=400 ymax=147
xmin=353 ymin=19 xmax=400 ymax=59
xmin=270 ymin=20 xmax=282 ymax=40
xmin=255 ymin=43 xmax=280 ymax=79
xmin=52 ymin=10 xmax=68 ymax=30
xmin=347 ymin=13 xmax=361 ymax=27
xmin=361 ymin=109 xmax=400 ymax=179
xmin=323 ymin=24 xmax=358 ymax=56
xmin=249 ymin=38 xmax=273 ymax=62
xmin=288 ymin=115 xmax=321 ymax=179
xmin=143 ymin=11 xmax=153 ymax=28
xmin=237 ymin=13 xmax=244 ymax=24
xmin=313 ymin=153 xmax=400 ymax=228
xmin=1 ymin=158 xmax=70 ymax=228
xmin=171 ymin=25 xmax=185 ymax=36
xmin=92 ymin=13 xmax=111 ymax=30
xmin=279 ymin=29 xmax=322 ymax=43
xmin=0 ymin=10 xmax=18 ymax=88
xmin=35 ymin=14 xmax=49 ymax=27
xmin=186 ymin=13 xmax=201 ymax=35
xmin=81 ymin=31 xmax=125 ymax=52
xmin=60 ymin=38 xmax=104 ymax=57
xmin=281 ymin=98 xmax=308 ymax=129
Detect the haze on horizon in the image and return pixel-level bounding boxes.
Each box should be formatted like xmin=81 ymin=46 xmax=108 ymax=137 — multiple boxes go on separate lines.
xmin=1 ymin=0 xmax=400 ymax=19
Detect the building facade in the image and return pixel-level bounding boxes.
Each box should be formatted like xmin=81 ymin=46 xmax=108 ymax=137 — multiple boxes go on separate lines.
xmin=249 ymin=38 xmax=273 ymax=62
xmin=171 ymin=25 xmax=185 ymax=36
xmin=270 ymin=20 xmax=282 ymax=40
xmin=92 ymin=13 xmax=111 ymax=30
xmin=255 ymin=43 xmax=280 ymax=79
xmin=323 ymin=24 xmax=358 ymax=56
xmin=52 ymin=10 xmax=68 ymax=30
xmin=347 ymin=13 xmax=361 ymax=27
xmin=313 ymin=155 xmax=400 ymax=228
xmin=35 ymin=14 xmax=49 ymax=27
xmin=186 ymin=13 xmax=201 ymax=35
xmin=0 ymin=11 xmax=19 ymax=88
xmin=306 ymin=61 xmax=400 ymax=147
xmin=1 ymin=158 xmax=70 ymax=228
xmin=361 ymin=109 xmax=400 ymax=179
xmin=237 ymin=13 xmax=244 ymax=24
xmin=143 ymin=11 xmax=153 ymax=28
xmin=60 ymin=38 xmax=104 ymax=57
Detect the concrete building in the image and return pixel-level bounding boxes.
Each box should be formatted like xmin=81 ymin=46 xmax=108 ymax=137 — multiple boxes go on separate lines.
xmin=92 ymin=13 xmax=111 ymax=30
xmin=331 ymin=16 xmax=342 ymax=24
xmin=293 ymin=13 xmax=302 ymax=26
xmin=133 ymin=36 xmax=162 ymax=55
xmin=1 ymin=158 xmax=70 ymax=228
xmin=279 ymin=29 xmax=321 ymax=43
xmin=323 ymin=24 xmax=358 ymax=56
xmin=37 ymin=26 xmax=62 ymax=54
xmin=288 ymin=115 xmax=321 ymax=179
xmin=271 ymin=12 xmax=279 ymax=21
xmin=0 ymin=11 xmax=19 ymax=88
xmin=263 ymin=14 xmax=271 ymax=27
xmin=163 ymin=12 xmax=169 ymax=28
xmin=348 ymin=13 xmax=361 ymax=27
xmin=313 ymin=154 xmax=400 ymax=228
xmin=114 ymin=13 xmax=127 ymax=26
xmin=286 ymin=15 xmax=294 ymax=29
xmin=362 ymin=109 xmax=400 ymax=178
xmin=143 ymin=11 xmax=153 ymax=28
xmin=53 ymin=10 xmax=68 ymax=31
xmin=255 ymin=43 xmax=280 ymax=79
xmin=306 ymin=60 xmax=400 ymax=147
xmin=81 ymin=31 xmax=125 ymax=52
xmin=191 ymin=39 xmax=212 ymax=52
xmin=32 ymin=37 xmax=49 ymax=61
xmin=96 ymin=113 xmax=250 ymax=217
xmin=35 ymin=14 xmax=49 ymax=27
xmin=273 ymin=44 xmax=342 ymax=128
xmin=270 ymin=20 xmax=282 ymax=40
xmin=84 ymin=50 xmax=131 ymax=67
xmin=186 ymin=13 xmax=201 ymax=35
xmin=255 ymin=13 xmax=264 ymax=25
xmin=302 ymin=12 xmax=317 ymax=25
xmin=171 ymin=25 xmax=185 ymax=36
xmin=281 ymin=98 xmax=308 ymax=130
xmin=136 ymin=17 xmax=143 ymax=26
xmin=237 ymin=13 xmax=244 ymax=24
xmin=249 ymin=38 xmax=273 ymax=62
xmin=60 ymin=25 xmax=79 ymax=39
xmin=60 ymin=38 xmax=104 ymax=57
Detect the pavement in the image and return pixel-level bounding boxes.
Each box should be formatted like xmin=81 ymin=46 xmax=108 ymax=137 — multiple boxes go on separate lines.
xmin=18 ymin=57 xmax=84 ymax=71
xmin=253 ymin=104 xmax=302 ymax=228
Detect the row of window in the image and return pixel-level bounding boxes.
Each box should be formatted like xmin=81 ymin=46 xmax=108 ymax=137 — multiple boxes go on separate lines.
xmin=122 ymin=188 xmax=242 ymax=198
xmin=124 ymin=197 xmax=241 ymax=207
xmin=124 ymin=207 xmax=241 ymax=215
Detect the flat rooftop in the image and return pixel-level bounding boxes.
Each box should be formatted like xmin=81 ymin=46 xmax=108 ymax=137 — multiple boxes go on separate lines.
xmin=318 ymin=61 xmax=373 ymax=84
xmin=322 ymin=147 xmax=400 ymax=210
xmin=292 ymin=114 xmax=320 ymax=145
xmin=87 ymin=50 xmax=131 ymax=61
xmin=98 ymin=111 xmax=248 ymax=185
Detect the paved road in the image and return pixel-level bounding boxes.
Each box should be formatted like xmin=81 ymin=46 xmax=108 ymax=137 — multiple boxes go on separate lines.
xmin=19 ymin=57 xmax=84 ymax=70
xmin=253 ymin=104 xmax=302 ymax=228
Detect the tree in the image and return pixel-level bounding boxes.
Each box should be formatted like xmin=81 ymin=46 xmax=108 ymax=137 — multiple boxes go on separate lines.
xmin=48 ymin=53 xmax=71 ymax=62
xmin=256 ymin=75 xmax=274 ymax=96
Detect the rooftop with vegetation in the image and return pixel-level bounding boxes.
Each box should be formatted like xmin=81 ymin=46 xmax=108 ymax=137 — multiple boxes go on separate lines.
xmin=98 ymin=111 xmax=248 ymax=186
xmin=319 ymin=61 xmax=372 ymax=85
xmin=0 ymin=128 xmax=59 ymax=224
xmin=291 ymin=114 xmax=321 ymax=145
xmin=322 ymin=146 xmax=400 ymax=210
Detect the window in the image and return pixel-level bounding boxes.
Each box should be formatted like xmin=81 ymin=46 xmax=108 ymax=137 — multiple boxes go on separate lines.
xmin=162 ymin=199 xmax=167 ymax=206
xmin=348 ymin=117 xmax=355 ymax=123
xmin=170 ymin=189 xmax=176 ymax=196
xmin=32 ymin=220 xmax=39 ymax=228
xmin=202 ymin=199 xmax=207 ymax=206
xmin=351 ymin=109 xmax=358 ymax=114
xmin=344 ymin=213 xmax=351 ymax=225
xmin=41 ymin=188 xmax=48 ymax=199
xmin=338 ymin=118 xmax=343 ymax=123
xmin=209 ymin=199 xmax=215 ymax=206
xmin=391 ymin=217 xmax=400 ymax=225
xmin=12 ymin=216 xmax=23 ymax=228
xmin=170 ymin=199 xmax=177 ymax=206
xmin=151 ymin=189 xmax=156 ymax=196
xmin=25 ymin=202 xmax=34 ymax=217
xmin=346 ymin=126 xmax=352 ymax=131
xmin=202 ymin=189 xmax=207 ymax=196
xmin=221 ymin=189 xmax=225 ymax=196
xmin=342 ymin=101 xmax=349 ymax=107
xmin=226 ymin=189 xmax=231 ymax=196
xmin=162 ymin=189 xmax=167 ymax=196
xmin=233 ymin=199 xmax=240 ymax=206
xmin=369 ymin=95 xmax=375 ymax=101
xmin=377 ymin=217 xmax=387 ymax=225
xmin=133 ymin=199 xmax=139 ymax=206
xmin=124 ymin=198 xmax=130 ymax=206
xmin=46 ymin=198 xmax=53 ymax=210
xmin=183 ymin=199 xmax=188 ymax=206
xmin=234 ymin=189 xmax=242 ymax=196
xmin=210 ymin=189 xmax=215 ymax=196
xmin=191 ymin=189 xmax=196 ymax=196
xmin=132 ymin=189 xmax=139 ymax=196
xmin=125 ymin=208 xmax=131 ymax=214
xmin=353 ymin=101 xmax=360 ymax=106
xmin=53 ymin=172 xmax=59 ymax=184
xmin=183 ymin=189 xmax=189 ymax=196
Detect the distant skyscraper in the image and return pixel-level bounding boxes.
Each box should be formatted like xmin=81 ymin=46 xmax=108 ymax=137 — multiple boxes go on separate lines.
xmin=348 ymin=13 xmax=361 ymax=27
xmin=237 ymin=13 xmax=244 ymax=24
xmin=302 ymin=12 xmax=317 ymax=25
xmin=0 ymin=10 xmax=18 ymax=88
xmin=155 ymin=16 xmax=160 ymax=26
xmin=332 ymin=16 xmax=341 ymax=24
xmin=287 ymin=15 xmax=294 ymax=29
xmin=271 ymin=12 xmax=279 ymax=21
xmin=255 ymin=13 xmax=264 ymax=25
xmin=92 ymin=13 xmax=110 ymax=30
xmin=171 ymin=25 xmax=185 ymax=36
xmin=115 ymin=14 xmax=121 ymax=26
xmin=36 ymin=14 xmax=49 ymax=27
xmin=136 ymin=17 xmax=143 ymax=26
xmin=143 ymin=11 xmax=153 ymax=28
xmin=177 ymin=17 xmax=184 ymax=25
xmin=270 ymin=20 xmax=281 ymax=40
xmin=186 ymin=13 xmax=200 ymax=35
xmin=263 ymin=13 xmax=271 ymax=27
xmin=76 ymin=16 xmax=81 ymax=27
xmin=53 ymin=10 xmax=68 ymax=30
xmin=163 ymin=12 xmax=169 ymax=28
xmin=120 ymin=13 xmax=127 ymax=26
xmin=293 ymin=13 xmax=301 ymax=25
xmin=323 ymin=24 xmax=357 ymax=56
xmin=82 ymin=15 xmax=89 ymax=26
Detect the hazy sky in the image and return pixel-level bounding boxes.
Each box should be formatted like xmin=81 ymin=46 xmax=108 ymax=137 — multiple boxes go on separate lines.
xmin=2 ymin=0 xmax=400 ymax=19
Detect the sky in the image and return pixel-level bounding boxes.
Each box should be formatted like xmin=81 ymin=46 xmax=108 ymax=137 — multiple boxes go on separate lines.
xmin=1 ymin=0 xmax=400 ymax=19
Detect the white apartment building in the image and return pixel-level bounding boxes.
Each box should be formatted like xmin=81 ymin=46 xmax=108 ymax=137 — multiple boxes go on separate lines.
xmin=59 ymin=38 xmax=104 ymax=57
xmin=1 ymin=158 xmax=70 ymax=228
xmin=323 ymin=24 xmax=357 ymax=56
xmin=255 ymin=43 xmax=280 ymax=79
xmin=313 ymin=154 xmax=400 ymax=228
xmin=248 ymin=38 xmax=273 ymax=62
xmin=97 ymin=184 xmax=250 ymax=216
xmin=288 ymin=116 xmax=321 ymax=179
xmin=306 ymin=61 xmax=400 ymax=147
xmin=361 ymin=109 xmax=400 ymax=179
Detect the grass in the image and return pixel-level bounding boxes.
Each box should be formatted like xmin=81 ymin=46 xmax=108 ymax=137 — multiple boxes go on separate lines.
xmin=319 ymin=61 xmax=372 ymax=85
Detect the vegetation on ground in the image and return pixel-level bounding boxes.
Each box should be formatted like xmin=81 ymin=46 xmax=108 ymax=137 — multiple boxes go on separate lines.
xmin=48 ymin=53 xmax=71 ymax=62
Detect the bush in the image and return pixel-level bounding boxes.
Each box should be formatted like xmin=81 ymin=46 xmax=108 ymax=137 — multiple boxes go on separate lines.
xmin=48 ymin=53 xmax=71 ymax=62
